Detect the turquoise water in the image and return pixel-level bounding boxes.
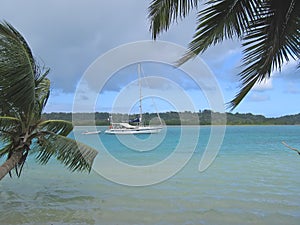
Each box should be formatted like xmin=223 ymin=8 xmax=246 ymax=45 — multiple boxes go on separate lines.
xmin=0 ymin=126 xmax=299 ymax=225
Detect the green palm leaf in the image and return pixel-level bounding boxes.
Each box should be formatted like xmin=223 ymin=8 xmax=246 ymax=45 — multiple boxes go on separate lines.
xmin=0 ymin=21 xmax=36 ymax=117
xmin=148 ymin=0 xmax=300 ymax=109
xmin=0 ymin=116 xmax=21 ymax=133
xmin=37 ymin=120 xmax=73 ymax=137
xmin=148 ymin=0 xmax=199 ymax=39
xmin=0 ymin=22 xmax=99 ymax=180
xmin=33 ymin=77 xmax=50 ymax=119
xmin=178 ymin=0 xmax=261 ymax=65
xmin=33 ymin=134 xmax=98 ymax=172
xmin=229 ymin=0 xmax=300 ymax=108
xmin=0 ymin=143 xmax=13 ymax=159
xmin=35 ymin=76 xmax=50 ymax=106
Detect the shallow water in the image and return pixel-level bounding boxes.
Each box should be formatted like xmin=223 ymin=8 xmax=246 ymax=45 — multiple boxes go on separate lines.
xmin=1 ymin=126 xmax=299 ymax=225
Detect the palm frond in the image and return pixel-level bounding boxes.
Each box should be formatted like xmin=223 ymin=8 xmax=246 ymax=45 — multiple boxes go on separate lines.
xmin=0 ymin=21 xmax=36 ymax=117
xmin=0 ymin=116 xmax=21 ymax=133
xmin=33 ymin=134 xmax=98 ymax=172
xmin=35 ymin=63 xmax=50 ymax=86
xmin=178 ymin=0 xmax=261 ymax=65
xmin=148 ymin=0 xmax=199 ymax=39
xmin=148 ymin=0 xmax=299 ymax=109
xmin=0 ymin=143 xmax=13 ymax=159
xmin=227 ymin=76 xmax=259 ymax=109
xmin=229 ymin=0 xmax=300 ymax=109
xmin=33 ymin=77 xmax=50 ymax=119
xmin=37 ymin=120 xmax=73 ymax=136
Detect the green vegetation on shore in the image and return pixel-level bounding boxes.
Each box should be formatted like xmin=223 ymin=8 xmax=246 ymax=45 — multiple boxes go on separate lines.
xmin=42 ymin=110 xmax=300 ymax=126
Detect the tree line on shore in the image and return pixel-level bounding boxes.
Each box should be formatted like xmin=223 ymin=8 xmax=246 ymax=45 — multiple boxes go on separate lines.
xmin=42 ymin=110 xmax=300 ymax=126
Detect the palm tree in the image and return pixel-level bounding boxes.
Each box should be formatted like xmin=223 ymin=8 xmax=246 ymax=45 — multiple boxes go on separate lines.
xmin=0 ymin=21 xmax=98 ymax=180
xmin=148 ymin=0 xmax=300 ymax=109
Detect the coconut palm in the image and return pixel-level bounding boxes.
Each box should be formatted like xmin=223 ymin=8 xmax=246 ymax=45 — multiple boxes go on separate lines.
xmin=148 ymin=0 xmax=300 ymax=109
xmin=0 ymin=21 xmax=98 ymax=180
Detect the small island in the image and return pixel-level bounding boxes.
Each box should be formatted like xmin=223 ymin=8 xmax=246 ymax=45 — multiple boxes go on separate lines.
xmin=42 ymin=110 xmax=300 ymax=126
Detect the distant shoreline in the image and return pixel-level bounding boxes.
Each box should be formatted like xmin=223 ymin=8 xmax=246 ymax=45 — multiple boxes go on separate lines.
xmin=42 ymin=111 xmax=300 ymax=126
xmin=74 ymin=124 xmax=300 ymax=128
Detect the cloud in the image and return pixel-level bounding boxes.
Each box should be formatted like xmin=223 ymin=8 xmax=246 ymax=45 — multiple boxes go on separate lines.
xmin=248 ymin=93 xmax=270 ymax=102
xmin=0 ymin=0 xmax=244 ymax=94
xmin=3 ymin=1 xmax=298 ymax=116
xmin=202 ymin=40 xmax=243 ymax=76
xmin=253 ymin=78 xmax=273 ymax=91
xmin=273 ymin=60 xmax=300 ymax=80
xmin=284 ymin=82 xmax=300 ymax=94
xmin=0 ymin=0 xmax=151 ymax=92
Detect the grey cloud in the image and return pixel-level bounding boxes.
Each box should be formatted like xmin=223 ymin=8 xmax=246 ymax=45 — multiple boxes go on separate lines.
xmin=0 ymin=0 xmax=150 ymax=92
xmin=0 ymin=0 xmax=244 ymax=95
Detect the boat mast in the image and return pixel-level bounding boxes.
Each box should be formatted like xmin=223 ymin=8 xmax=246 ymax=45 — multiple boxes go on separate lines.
xmin=138 ymin=63 xmax=143 ymax=125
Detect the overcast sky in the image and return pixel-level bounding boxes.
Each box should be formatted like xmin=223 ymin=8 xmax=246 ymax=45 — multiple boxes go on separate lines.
xmin=1 ymin=0 xmax=299 ymax=117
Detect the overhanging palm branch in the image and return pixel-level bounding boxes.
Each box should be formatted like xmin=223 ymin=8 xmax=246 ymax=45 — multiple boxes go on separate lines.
xmin=177 ymin=0 xmax=260 ymax=64
xmin=148 ymin=0 xmax=300 ymax=109
xmin=37 ymin=120 xmax=74 ymax=137
xmin=229 ymin=0 xmax=300 ymax=108
xmin=33 ymin=134 xmax=98 ymax=172
xmin=30 ymin=119 xmax=97 ymax=172
xmin=148 ymin=0 xmax=199 ymax=39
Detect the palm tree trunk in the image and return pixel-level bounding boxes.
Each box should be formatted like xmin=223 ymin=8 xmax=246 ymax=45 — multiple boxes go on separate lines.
xmin=0 ymin=151 xmax=22 ymax=180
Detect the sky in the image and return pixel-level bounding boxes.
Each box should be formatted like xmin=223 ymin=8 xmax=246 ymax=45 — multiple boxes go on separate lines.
xmin=0 ymin=0 xmax=299 ymax=117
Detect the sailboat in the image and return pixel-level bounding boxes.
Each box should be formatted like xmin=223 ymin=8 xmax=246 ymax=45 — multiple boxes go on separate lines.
xmin=105 ymin=64 xmax=163 ymax=135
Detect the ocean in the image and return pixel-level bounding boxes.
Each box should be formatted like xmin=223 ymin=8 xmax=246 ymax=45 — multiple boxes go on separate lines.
xmin=0 ymin=125 xmax=299 ymax=225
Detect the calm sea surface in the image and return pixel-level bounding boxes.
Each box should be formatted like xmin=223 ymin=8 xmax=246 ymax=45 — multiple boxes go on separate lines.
xmin=1 ymin=126 xmax=299 ymax=225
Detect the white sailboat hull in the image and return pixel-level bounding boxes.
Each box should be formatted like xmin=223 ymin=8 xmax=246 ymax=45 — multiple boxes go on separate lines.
xmin=105 ymin=126 xmax=162 ymax=135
